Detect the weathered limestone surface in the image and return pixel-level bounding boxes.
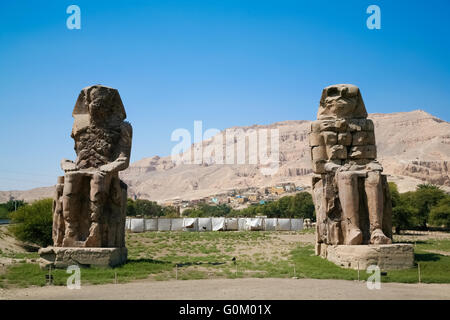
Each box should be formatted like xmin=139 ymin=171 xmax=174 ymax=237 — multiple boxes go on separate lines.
xmin=320 ymin=244 xmax=414 ymax=270
xmin=40 ymin=85 xmax=132 ymax=268
xmin=39 ymin=247 xmax=128 ymax=269
xmin=311 ymin=84 xmax=399 ymax=266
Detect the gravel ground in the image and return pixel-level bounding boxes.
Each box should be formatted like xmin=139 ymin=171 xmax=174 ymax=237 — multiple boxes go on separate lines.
xmin=1 ymin=278 xmax=449 ymax=300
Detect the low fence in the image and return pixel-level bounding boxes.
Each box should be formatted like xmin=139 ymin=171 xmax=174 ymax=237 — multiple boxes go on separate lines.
xmin=126 ymin=217 xmax=303 ymax=233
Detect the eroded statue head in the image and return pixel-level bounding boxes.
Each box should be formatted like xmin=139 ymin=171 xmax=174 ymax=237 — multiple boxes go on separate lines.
xmin=72 ymin=85 xmax=126 ymax=128
xmin=317 ymin=84 xmax=367 ymax=120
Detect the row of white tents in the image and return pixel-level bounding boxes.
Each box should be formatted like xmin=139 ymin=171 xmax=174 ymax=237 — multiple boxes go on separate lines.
xmin=126 ymin=217 xmax=303 ymax=233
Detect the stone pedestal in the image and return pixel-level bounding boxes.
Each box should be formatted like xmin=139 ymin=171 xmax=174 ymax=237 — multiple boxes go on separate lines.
xmin=38 ymin=247 xmax=127 ymax=269
xmin=317 ymin=243 xmax=414 ymax=270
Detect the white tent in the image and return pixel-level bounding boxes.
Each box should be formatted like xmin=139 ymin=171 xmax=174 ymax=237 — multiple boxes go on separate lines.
xmin=126 ymin=216 xmax=303 ymax=233
xmin=277 ymin=218 xmax=291 ymax=231
xmin=198 ymin=218 xmax=212 ymax=231
xmin=171 ymin=218 xmax=184 ymax=231
xmin=225 ymin=218 xmax=239 ymax=231
xmin=237 ymin=218 xmax=247 ymax=231
xmin=130 ymin=218 xmax=145 ymax=233
xmin=183 ymin=218 xmax=198 ymax=232
xmin=264 ymin=218 xmax=277 ymax=231
xmin=290 ymin=218 xmax=303 ymax=231
xmin=144 ymin=219 xmax=158 ymax=231
xmin=158 ymin=218 xmax=171 ymax=231
xmin=246 ymin=218 xmax=263 ymax=231
xmin=212 ymin=217 xmax=226 ymax=231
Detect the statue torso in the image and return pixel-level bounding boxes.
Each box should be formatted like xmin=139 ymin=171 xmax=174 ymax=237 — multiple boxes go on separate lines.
xmin=73 ymin=125 xmax=121 ymax=169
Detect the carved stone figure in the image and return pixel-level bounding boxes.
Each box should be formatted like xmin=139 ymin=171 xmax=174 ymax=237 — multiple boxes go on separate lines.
xmin=310 ymin=84 xmax=392 ymax=254
xmin=40 ymin=85 xmax=132 ymax=268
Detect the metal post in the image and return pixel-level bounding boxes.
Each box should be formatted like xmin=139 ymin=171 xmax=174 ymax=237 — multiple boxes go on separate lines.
xmin=176 ymin=264 xmax=178 ymax=280
xmin=418 ymin=263 xmax=421 ymax=284
xmin=357 ymin=261 xmax=360 ymax=281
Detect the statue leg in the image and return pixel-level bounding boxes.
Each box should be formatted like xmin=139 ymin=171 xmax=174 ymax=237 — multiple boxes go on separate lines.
xmin=85 ymin=172 xmax=110 ymax=247
xmin=337 ymin=171 xmax=363 ymax=245
xmin=62 ymin=172 xmax=83 ymax=247
xmin=365 ymin=171 xmax=392 ymax=244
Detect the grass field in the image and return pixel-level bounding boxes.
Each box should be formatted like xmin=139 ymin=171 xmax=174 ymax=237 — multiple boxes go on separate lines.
xmin=1 ymin=229 xmax=450 ymax=288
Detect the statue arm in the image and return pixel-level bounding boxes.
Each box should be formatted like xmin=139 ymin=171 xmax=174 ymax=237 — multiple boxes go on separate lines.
xmin=100 ymin=122 xmax=132 ymax=174
xmin=366 ymin=160 xmax=383 ymax=172
xmin=324 ymin=161 xmax=341 ymax=173
xmin=61 ymin=158 xmax=78 ymax=172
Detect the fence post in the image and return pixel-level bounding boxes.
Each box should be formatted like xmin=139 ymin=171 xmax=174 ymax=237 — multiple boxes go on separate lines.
xmin=418 ymin=263 xmax=421 ymax=284
xmin=357 ymin=261 xmax=360 ymax=281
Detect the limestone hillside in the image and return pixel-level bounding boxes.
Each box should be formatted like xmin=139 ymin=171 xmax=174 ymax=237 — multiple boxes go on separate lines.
xmin=1 ymin=110 xmax=449 ymax=203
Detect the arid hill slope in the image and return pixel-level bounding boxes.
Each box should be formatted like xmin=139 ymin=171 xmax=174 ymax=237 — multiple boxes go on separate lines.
xmin=1 ymin=110 xmax=449 ymax=203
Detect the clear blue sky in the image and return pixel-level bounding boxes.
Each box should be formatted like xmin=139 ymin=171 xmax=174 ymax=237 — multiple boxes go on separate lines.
xmin=0 ymin=0 xmax=449 ymax=190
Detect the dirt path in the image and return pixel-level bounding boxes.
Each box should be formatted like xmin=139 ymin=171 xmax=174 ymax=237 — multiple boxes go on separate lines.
xmin=1 ymin=278 xmax=449 ymax=300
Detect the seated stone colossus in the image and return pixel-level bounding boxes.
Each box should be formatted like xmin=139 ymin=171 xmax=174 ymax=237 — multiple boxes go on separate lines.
xmin=52 ymin=85 xmax=132 ymax=249
xmin=310 ymin=84 xmax=392 ymax=255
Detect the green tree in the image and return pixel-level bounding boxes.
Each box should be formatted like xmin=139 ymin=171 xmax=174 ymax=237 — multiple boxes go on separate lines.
xmin=389 ymin=182 xmax=414 ymax=233
xmin=162 ymin=206 xmax=179 ymax=218
xmin=429 ymin=196 xmax=450 ymax=228
xmin=388 ymin=182 xmax=400 ymax=208
xmin=135 ymin=199 xmax=163 ymax=217
xmin=289 ymin=192 xmax=315 ymax=220
xmin=413 ymin=184 xmax=446 ymax=228
xmin=3 ymin=199 xmax=26 ymax=212
xmin=392 ymin=204 xmax=416 ymax=234
xmin=9 ymin=198 xmax=53 ymax=247
xmin=277 ymin=196 xmax=291 ymax=217
xmin=0 ymin=206 xmax=9 ymax=219
xmin=126 ymin=198 xmax=136 ymax=216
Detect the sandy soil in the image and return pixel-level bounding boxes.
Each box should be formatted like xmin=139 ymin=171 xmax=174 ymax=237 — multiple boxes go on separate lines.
xmin=0 ymin=225 xmax=26 ymax=254
xmin=1 ymin=278 xmax=449 ymax=300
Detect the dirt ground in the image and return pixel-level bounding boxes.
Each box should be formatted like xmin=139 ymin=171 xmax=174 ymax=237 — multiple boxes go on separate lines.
xmin=0 ymin=225 xmax=26 ymax=254
xmin=1 ymin=228 xmax=449 ymax=300
xmin=1 ymin=278 xmax=449 ymax=300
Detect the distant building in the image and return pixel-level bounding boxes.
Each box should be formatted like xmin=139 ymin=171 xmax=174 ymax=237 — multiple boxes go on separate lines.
xmin=283 ymin=183 xmax=296 ymax=192
xmin=270 ymin=186 xmax=285 ymax=195
xmin=246 ymin=193 xmax=259 ymax=202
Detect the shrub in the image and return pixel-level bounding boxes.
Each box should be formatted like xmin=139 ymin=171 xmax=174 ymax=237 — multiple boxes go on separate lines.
xmin=390 ymin=182 xmax=415 ymax=233
xmin=135 ymin=199 xmax=163 ymax=217
xmin=413 ymin=184 xmax=446 ymax=228
xmin=1 ymin=200 xmax=26 ymax=212
xmin=9 ymin=198 xmax=53 ymax=247
xmin=429 ymin=196 xmax=450 ymax=228
xmin=0 ymin=206 xmax=9 ymax=219
xmin=126 ymin=198 xmax=137 ymax=216
xmin=289 ymin=192 xmax=315 ymax=220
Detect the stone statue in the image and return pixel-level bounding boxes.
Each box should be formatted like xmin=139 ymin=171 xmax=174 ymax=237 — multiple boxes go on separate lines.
xmin=40 ymin=85 xmax=131 ymax=268
xmin=310 ymin=84 xmax=393 ymax=255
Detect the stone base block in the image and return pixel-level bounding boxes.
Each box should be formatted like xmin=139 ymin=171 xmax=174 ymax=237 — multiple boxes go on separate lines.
xmin=38 ymin=247 xmax=128 ymax=269
xmin=317 ymin=243 xmax=414 ymax=270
